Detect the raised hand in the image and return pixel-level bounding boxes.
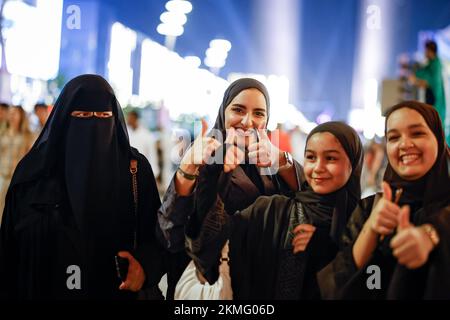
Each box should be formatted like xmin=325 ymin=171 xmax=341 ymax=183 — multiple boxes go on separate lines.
xmin=292 ymin=224 xmax=316 ymax=253
xmin=247 ymin=129 xmax=279 ymax=168
xmin=223 ymin=127 xmax=246 ymax=173
xmin=179 ymin=119 xmax=222 ymax=173
xmin=390 ymin=206 xmax=435 ymax=269
xmin=368 ymin=182 xmax=401 ymax=236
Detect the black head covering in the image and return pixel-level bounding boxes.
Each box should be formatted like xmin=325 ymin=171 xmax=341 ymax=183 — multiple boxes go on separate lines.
xmin=207 ymin=78 xmax=272 ymax=194
xmin=212 ymin=77 xmax=270 ymax=133
xmin=383 ymin=101 xmax=450 ymax=214
xmin=296 ymin=121 xmax=364 ymax=243
xmin=10 ymin=75 xmax=134 ymax=246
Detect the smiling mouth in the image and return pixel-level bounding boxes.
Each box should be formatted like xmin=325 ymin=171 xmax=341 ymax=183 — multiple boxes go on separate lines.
xmin=400 ymin=154 xmax=421 ymax=165
xmin=313 ymin=177 xmax=330 ymax=183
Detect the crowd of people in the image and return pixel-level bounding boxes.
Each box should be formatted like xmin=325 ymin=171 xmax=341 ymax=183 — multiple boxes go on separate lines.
xmin=0 ymin=74 xmax=448 ymax=300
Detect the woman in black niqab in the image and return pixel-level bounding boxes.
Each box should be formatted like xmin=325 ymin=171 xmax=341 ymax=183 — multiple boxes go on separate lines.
xmin=0 ymin=75 xmax=163 ymax=299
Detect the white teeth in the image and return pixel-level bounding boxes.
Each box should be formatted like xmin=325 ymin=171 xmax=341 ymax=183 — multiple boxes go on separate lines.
xmin=401 ymin=154 xmax=419 ymax=164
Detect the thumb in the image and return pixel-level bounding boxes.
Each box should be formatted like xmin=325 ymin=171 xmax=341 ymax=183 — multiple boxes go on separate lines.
xmin=382 ymin=181 xmax=392 ymax=201
xmin=201 ymin=118 xmax=208 ymax=137
xmin=397 ymin=205 xmax=411 ymax=231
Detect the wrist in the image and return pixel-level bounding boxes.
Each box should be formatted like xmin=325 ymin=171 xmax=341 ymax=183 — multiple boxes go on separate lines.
xmin=419 ymin=224 xmax=440 ymax=249
xmin=278 ymin=151 xmax=293 ymax=171
xmin=179 ymin=163 xmax=199 ymax=175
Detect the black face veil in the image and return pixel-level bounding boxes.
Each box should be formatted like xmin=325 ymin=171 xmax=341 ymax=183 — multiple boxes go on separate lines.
xmin=11 ymin=75 xmax=134 ymax=248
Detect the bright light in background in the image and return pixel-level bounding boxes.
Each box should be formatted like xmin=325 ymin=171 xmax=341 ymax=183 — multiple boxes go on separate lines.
xmin=108 ymin=22 xmax=137 ymax=106
xmin=157 ymin=0 xmax=192 ymax=50
xmin=3 ymin=0 xmax=63 ymax=80
xmin=228 ymin=73 xmax=316 ymax=131
xmin=184 ymin=55 xmax=201 ymax=68
xmin=139 ymin=38 xmax=228 ymax=121
xmin=160 ymin=11 xmax=188 ymax=26
xmin=165 ymin=0 xmax=193 ymax=14
xmin=204 ymin=39 xmax=232 ymax=74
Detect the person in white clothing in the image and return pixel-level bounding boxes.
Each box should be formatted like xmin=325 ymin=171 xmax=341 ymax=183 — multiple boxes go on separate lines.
xmin=127 ymin=110 xmax=160 ymax=179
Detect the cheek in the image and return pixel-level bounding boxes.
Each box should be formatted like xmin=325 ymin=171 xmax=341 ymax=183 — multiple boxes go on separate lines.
xmin=224 ymin=113 xmax=241 ymax=128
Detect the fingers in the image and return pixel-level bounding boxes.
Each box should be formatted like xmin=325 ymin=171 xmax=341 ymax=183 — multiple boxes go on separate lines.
xmin=224 ymin=144 xmax=245 ymax=172
xmin=118 ymin=251 xmax=132 ymax=260
xmin=201 ymin=118 xmax=208 ymax=137
xmin=397 ymin=205 xmax=411 ymax=232
xmin=291 ymin=224 xmax=316 ymax=253
xmin=293 ymin=224 xmax=316 ymax=234
xmin=382 ymin=181 xmax=392 ymax=201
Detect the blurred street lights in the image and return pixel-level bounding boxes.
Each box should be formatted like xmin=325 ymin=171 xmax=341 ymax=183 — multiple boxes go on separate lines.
xmin=204 ymin=39 xmax=231 ymax=75
xmin=157 ymin=0 xmax=192 ymax=51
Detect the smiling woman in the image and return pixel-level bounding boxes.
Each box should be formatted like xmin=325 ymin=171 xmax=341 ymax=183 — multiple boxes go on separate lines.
xmin=318 ymin=101 xmax=450 ymax=300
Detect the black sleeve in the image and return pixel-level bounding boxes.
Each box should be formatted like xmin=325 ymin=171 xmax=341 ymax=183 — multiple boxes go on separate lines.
xmin=316 ymin=195 xmax=376 ymax=299
xmin=0 ymin=187 xmax=18 ymax=298
xmin=133 ymin=152 xmax=166 ymax=289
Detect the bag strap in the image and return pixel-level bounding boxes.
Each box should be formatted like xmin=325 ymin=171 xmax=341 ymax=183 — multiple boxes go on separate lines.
xmin=130 ymin=159 xmax=138 ymax=250
xmin=219 ymin=240 xmax=230 ymax=264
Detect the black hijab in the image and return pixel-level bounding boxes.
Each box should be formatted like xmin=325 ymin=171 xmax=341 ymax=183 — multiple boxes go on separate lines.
xmin=296 ymin=122 xmax=363 ymax=244
xmin=10 ymin=75 xmax=134 ymax=246
xmin=212 ymin=77 xmax=270 ymax=134
xmin=383 ymin=101 xmax=450 ymax=215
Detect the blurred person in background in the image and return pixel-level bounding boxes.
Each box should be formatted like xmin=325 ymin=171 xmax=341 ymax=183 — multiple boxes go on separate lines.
xmin=410 ymin=40 xmax=447 ymax=143
xmin=127 ymin=110 xmax=160 ymax=180
xmin=290 ymin=125 xmax=308 ymax=165
xmin=33 ymin=103 xmax=50 ymax=135
xmin=0 ymin=105 xmax=33 ymax=220
xmin=0 ymin=103 xmax=9 ymax=134
xmin=360 ymin=140 xmax=386 ymax=198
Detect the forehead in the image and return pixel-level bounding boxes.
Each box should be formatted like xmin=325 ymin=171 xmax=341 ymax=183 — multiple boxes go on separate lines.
xmin=387 ymin=108 xmax=428 ymax=130
xmin=228 ymin=88 xmax=267 ymax=109
xmin=306 ymin=132 xmax=344 ymax=151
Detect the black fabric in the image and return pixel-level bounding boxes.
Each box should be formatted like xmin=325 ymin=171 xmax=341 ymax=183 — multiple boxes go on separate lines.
xmin=0 ymin=75 xmax=165 ymax=299
xmin=212 ymin=77 xmax=270 ymax=134
xmin=186 ymin=121 xmax=363 ymax=299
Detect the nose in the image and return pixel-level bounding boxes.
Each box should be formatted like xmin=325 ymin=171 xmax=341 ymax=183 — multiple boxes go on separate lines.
xmin=313 ymin=158 xmax=326 ymax=173
xmin=399 ymin=137 xmax=415 ymax=149
xmin=240 ymin=113 xmax=254 ymax=129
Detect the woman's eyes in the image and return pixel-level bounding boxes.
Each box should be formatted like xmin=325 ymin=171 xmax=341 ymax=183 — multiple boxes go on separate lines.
xmin=232 ymin=107 xmax=244 ymax=114
xmin=305 ymin=154 xmax=315 ymax=160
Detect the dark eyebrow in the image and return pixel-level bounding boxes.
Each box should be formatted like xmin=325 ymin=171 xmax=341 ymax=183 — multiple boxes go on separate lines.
xmin=305 ymin=149 xmax=341 ymax=154
xmin=387 ymin=123 xmax=427 ymax=135
xmin=254 ymin=108 xmax=267 ymax=113
xmin=231 ymin=103 xmax=246 ymax=109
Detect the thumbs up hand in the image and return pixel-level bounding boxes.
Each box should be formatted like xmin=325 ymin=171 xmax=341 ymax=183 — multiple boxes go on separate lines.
xmin=390 ymin=206 xmax=434 ymax=269
xmin=368 ymin=182 xmax=401 ymax=236
xmin=179 ymin=118 xmax=222 ymax=174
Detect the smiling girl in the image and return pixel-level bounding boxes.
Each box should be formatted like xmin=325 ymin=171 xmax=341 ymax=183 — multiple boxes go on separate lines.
xmin=318 ymin=101 xmax=450 ymax=299
xmin=184 ymin=122 xmax=363 ymax=299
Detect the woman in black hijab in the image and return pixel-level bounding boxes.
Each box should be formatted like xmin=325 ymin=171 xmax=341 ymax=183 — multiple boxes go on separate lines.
xmin=318 ymin=101 xmax=450 ymax=299
xmin=185 ymin=122 xmax=363 ymax=299
xmin=0 ymin=74 xmax=165 ymax=299
xmin=157 ymin=78 xmax=304 ymax=299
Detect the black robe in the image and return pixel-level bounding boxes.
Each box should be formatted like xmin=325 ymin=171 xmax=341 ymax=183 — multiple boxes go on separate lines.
xmin=0 ymin=75 xmax=165 ymax=299
xmin=186 ymin=121 xmax=364 ymax=300
xmin=317 ymin=195 xmax=450 ymax=299
xmin=186 ymin=194 xmax=339 ymax=300
xmin=0 ymin=149 xmax=165 ymax=299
